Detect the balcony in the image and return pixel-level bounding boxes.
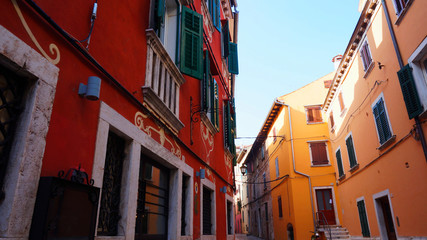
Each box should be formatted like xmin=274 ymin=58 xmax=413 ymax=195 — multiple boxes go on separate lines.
xmin=143 ymin=29 xmax=185 ymax=133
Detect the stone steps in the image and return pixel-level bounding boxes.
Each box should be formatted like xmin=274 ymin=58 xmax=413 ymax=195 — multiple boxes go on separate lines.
xmin=318 ymin=225 xmax=350 ymax=240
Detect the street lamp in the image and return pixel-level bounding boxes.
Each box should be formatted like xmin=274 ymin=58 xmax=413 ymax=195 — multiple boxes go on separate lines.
xmin=240 ymin=164 xmax=247 ymax=176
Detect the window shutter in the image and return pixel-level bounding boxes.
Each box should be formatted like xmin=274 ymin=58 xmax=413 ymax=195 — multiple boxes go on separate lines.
xmin=180 ymin=7 xmax=203 ymax=80
xmin=311 ymin=142 xmax=328 ymax=165
xmin=214 ymin=0 xmax=221 ymax=31
xmin=336 ymin=150 xmax=344 ymax=177
xmin=213 ymin=80 xmax=219 ymax=129
xmin=156 ymin=0 xmax=165 ymax=18
xmin=346 ymin=136 xmax=357 ymax=168
xmin=373 ymin=99 xmax=391 ymax=144
xmin=278 ymin=196 xmax=283 ymax=218
xmin=307 ymin=108 xmax=314 ymax=122
xmin=202 ymin=51 xmax=210 ymax=111
xmin=222 ymin=21 xmax=230 ymax=58
xmin=228 ymin=42 xmax=239 ymax=74
xmin=397 ymin=64 xmax=423 ymax=119
xmin=357 ymin=200 xmax=371 ymax=237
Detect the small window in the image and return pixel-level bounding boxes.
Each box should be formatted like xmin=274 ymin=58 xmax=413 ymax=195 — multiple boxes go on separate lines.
xmin=278 ymin=196 xmax=283 ymax=218
xmin=392 ymin=0 xmax=410 ymax=16
xmin=309 ymin=142 xmax=329 ymax=166
xmin=346 ymin=134 xmax=358 ymax=169
xmin=338 ymin=92 xmax=345 ymax=112
xmin=202 ymin=186 xmax=214 ymax=235
xmin=273 ymin=127 xmax=277 ymax=142
xmin=227 ymin=201 xmax=233 ymax=235
xmin=329 ymin=111 xmax=335 ymax=130
xmin=360 ymin=40 xmax=373 ymax=72
xmin=372 ymin=95 xmax=393 ymax=145
xmin=306 ymin=105 xmax=323 ymax=123
xmin=336 ymin=148 xmax=345 ymax=178
xmin=263 ymin=173 xmax=267 ymax=190
xmin=261 ymin=143 xmax=265 ymax=160
xmin=357 ymin=199 xmax=371 ymax=237
xmin=275 ymin=157 xmax=280 ymax=178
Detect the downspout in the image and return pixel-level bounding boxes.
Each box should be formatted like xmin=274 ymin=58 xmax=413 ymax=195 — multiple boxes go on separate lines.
xmin=282 ymin=101 xmax=317 ymax=230
xmin=381 ymin=0 xmax=427 ymax=161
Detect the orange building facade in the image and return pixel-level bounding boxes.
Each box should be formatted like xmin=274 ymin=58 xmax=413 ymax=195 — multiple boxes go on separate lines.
xmin=323 ymin=0 xmax=427 ymax=239
xmin=243 ymin=72 xmax=344 ymax=240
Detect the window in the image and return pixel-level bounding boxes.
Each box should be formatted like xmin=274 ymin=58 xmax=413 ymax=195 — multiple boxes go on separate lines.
xmin=357 ymin=199 xmax=371 ymax=237
xmin=273 ymin=127 xmax=277 ymax=142
xmin=329 ymin=111 xmax=335 ymax=130
xmin=228 ymin=42 xmax=239 ymax=74
xmin=224 ymin=99 xmax=236 ymax=156
xmin=335 ymin=148 xmax=345 ymax=178
xmin=98 ymin=131 xmax=126 ymax=236
xmin=181 ymin=175 xmax=190 ymax=236
xmin=263 ymin=173 xmax=267 ymax=190
xmin=152 ymin=0 xmax=179 ymax=62
xmin=206 ymin=0 xmax=221 ymax=31
xmin=0 ymin=66 xmax=29 ymax=200
xmin=261 ymin=143 xmax=265 ymax=160
xmin=345 ymin=134 xmax=358 ymax=169
xmin=338 ymin=92 xmax=345 ymax=113
xmin=306 ymin=105 xmax=323 ymax=123
xmin=275 ymin=157 xmax=280 ymax=178
xmin=202 ymin=51 xmax=220 ymax=131
xmin=278 ymin=196 xmax=283 ymax=218
xmin=392 ymin=0 xmax=410 ymax=16
xmin=372 ymin=95 xmax=393 ymax=145
xmin=397 ymin=64 xmax=423 ymax=119
xmin=226 ymin=200 xmax=233 ymax=235
xmin=202 ymin=185 xmax=215 ymax=235
xmin=360 ymin=39 xmax=373 ymax=72
xmin=309 ymin=142 xmax=329 ymax=166
xmin=221 ymin=21 xmax=230 ymax=58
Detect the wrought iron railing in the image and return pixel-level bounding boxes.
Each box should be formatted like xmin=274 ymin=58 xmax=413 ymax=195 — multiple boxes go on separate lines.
xmin=316 ymin=211 xmax=332 ymax=240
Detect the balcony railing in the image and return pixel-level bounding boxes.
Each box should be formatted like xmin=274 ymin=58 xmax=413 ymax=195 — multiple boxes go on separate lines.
xmin=143 ymin=29 xmax=185 ymax=133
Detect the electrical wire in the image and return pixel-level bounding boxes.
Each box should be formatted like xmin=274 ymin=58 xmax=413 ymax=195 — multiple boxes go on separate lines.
xmin=330 ymin=79 xmax=386 ymax=142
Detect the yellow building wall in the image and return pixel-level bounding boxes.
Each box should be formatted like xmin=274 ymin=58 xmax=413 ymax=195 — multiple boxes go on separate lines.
xmin=267 ymin=73 xmax=343 ymax=240
xmin=326 ymin=0 xmax=427 ymax=238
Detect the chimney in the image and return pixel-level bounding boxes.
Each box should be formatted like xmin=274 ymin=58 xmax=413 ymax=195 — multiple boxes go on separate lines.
xmin=332 ymin=55 xmax=343 ymax=71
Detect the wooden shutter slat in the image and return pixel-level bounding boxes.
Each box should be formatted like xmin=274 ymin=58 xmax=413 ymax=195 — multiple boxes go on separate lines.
xmin=228 ymin=42 xmax=239 ymax=74
xmin=180 ymin=7 xmax=203 ymax=79
xmin=397 ymin=64 xmax=423 ymax=119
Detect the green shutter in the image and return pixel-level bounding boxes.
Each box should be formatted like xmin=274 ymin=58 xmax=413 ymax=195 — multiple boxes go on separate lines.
xmin=202 ymin=51 xmax=210 ymax=111
xmin=180 ymin=6 xmax=203 ymax=80
xmin=357 ymin=200 xmax=371 ymax=237
xmin=336 ymin=149 xmax=344 ymax=177
xmin=397 ymin=64 xmax=423 ymax=119
xmin=214 ymin=81 xmax=219 ymax=129
xmin=346 ymin=136 xmax=357 ymax=168
xmin=373 ymin=98 xmax=392 ymax=144
xmin=228 ymin=42 xmax=239 ymax=74
xmin=156 ymin=0 xmax=165 ymax=18
xmin=214 ymin=0 xmax=221 ymax=31
xmin=222 ymin=21 xmax=230 ymax=58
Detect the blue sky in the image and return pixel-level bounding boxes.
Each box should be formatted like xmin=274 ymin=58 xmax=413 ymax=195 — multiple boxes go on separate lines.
xmin=235 ymin=1 xmax=361 ymax=146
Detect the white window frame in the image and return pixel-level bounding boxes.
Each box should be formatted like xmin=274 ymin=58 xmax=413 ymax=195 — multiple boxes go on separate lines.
xmin=225 ymin=194 xmax=234 ymax=240
xmin=371 ymin=93 xmax=394 ymax=145
xmin=305 ymin=105 xmax=323 ymax=124
xmin=92 ymin=102 xmax=193 ymax=239
xmin=307 ymin=140 xmax=331 ymax=167
xmin=360 ymin=39 xmax=373 ymax=72
xmin=200 ymin=178 xmax=216 ymax=239
xmin=0 ymin=26 xmax=59 ymax=238
xmin=356 ymin=196 xmax=372 ymax=237
xmin=408 ymin=36 xmax=427 ymax=116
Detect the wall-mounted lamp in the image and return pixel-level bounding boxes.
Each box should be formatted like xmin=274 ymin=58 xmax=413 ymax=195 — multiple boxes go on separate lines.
xmin=220 ymin=186 xmax=227 ymax=193
xmin=78 ymin=76 xmax=101 ymax=101
xmin=378 ymin=61 xmax=385 ymax=70
xmin=196 ymin=169 xmax=205 ymax=179
xmin=240 ymin=164 xmax=247 ymax=176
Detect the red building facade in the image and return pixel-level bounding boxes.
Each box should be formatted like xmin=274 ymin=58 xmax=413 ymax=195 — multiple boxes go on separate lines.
xmin=0 ymin=0 xmax=238 ymax=239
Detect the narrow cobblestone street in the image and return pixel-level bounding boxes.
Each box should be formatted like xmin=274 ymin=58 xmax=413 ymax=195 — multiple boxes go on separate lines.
xmin=235 ymin=234 xmax=264 ymax=240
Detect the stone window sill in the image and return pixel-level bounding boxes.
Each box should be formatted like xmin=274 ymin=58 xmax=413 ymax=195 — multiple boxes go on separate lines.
xmin=377 ymin=135 xmax=396 ymax=151
xmin=349 ymin=164 xmax=359 ymax=173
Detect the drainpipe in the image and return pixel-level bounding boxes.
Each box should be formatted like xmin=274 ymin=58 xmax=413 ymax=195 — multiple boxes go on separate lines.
xmin=282 ymin=101 xmax=317 ymax=231
xmin=381 ymin=0 xmax=427 ymax=161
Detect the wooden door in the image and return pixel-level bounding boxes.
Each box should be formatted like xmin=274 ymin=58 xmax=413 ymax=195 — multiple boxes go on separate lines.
xmin=315 ymin=189 xmax=336 ymax=225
